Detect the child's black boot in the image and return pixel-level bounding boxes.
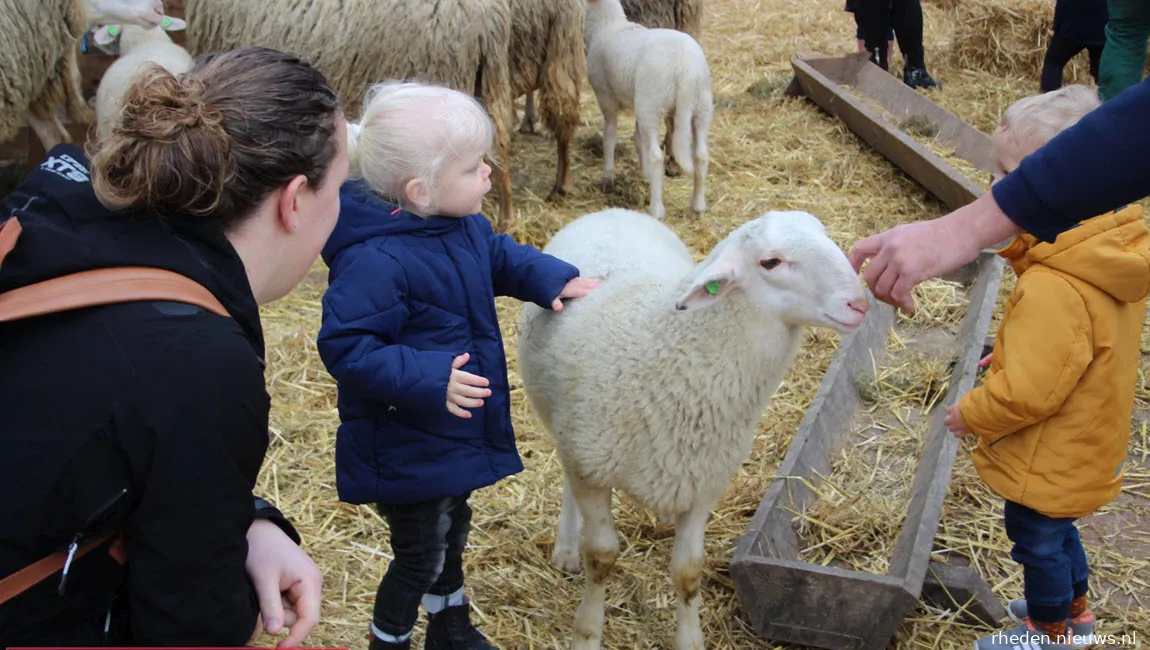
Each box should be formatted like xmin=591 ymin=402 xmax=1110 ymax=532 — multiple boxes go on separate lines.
xmin=424 ymin=601 xmax=498 ymax=650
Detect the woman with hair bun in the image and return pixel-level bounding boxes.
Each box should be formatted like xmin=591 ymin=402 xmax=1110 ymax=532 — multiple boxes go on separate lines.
xmin=0 ymin=46 xmax=348 ymax=648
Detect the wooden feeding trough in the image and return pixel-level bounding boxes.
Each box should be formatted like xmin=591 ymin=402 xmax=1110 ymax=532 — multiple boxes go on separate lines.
xmin=729 ymin=51 xmax=1008 ymax=650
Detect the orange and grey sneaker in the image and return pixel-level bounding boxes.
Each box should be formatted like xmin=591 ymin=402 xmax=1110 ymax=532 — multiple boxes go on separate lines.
xmin=1007 ymin=599 xmax=1095 ymax=647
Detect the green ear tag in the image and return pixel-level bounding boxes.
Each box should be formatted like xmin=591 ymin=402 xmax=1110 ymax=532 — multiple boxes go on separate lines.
xmin=160 ymin=16 xmax=172 ymax=28
xmin=108 ymin=25 xmax=120 ymax=37
xmin=705 ymin=280 xmax=721 ymax=295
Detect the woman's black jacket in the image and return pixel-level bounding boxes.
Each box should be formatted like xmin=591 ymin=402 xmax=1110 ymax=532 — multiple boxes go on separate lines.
xmin=0 ymin=145 xmax=300 ymax=647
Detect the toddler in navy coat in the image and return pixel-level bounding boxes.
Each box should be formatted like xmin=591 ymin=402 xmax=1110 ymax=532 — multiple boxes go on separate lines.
xmin=316 ymin=81 xmax=599 ymax=650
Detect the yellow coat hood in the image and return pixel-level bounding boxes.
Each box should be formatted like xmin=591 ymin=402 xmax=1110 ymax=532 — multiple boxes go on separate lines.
xmin=959 ymin=204 xmax=1150 ymax=518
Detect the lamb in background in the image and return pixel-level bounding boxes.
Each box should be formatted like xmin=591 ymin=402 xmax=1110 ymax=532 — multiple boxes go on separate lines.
xmin=516 ymin=208 xmax=870 ymax=650
xmin=583 ymin=0 xmax=713 ymax=221
xmin=1 ymin=0 xmax=170 ymax=153
xmin=184 ymin=0 xmax=518 ymax=229
xmin=508 ymin=0 xmax=585 ymax=201
xmin=93 ymin=18 xmax=192 ymax=140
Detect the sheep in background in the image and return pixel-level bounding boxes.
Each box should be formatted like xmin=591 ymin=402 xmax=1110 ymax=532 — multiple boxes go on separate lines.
xmin=1 ymin=0 xmax=169 ymax=153
xmin=620 ymin=0 xmax=703 ymax=39
xmin=618 ymin=0 xmax=703 ymax=176
xmin=516 ymin=208 xmax=869 ymax=650
xmin=93 ymin=18 xmax=192 ymax=140
xmin=584 ymin=0 xmax=713 ymax=221
xmin=509 ymin=0 xmax=584 ymax=201
xmin=184 ymin=0 xmax=518 ymax=229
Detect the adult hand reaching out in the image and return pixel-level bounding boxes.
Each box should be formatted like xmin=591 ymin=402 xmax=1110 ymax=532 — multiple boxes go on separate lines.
xmin=848 ymin=192 xmax=1020 ymax=311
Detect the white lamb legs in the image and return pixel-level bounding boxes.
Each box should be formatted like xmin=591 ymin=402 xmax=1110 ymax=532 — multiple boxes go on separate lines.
xmin=553 ymin=473 xmax=712 ymax=650
xmin=599 ymin=103 xmax=619 ymax=194
xmin=634 ymin=116 xmax=666 ymax=221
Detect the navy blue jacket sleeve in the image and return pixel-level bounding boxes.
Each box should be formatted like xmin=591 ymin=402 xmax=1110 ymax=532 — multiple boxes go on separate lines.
xmin=992 ymin=77 xmax=1150 ymax=243
xmin=317 ymin=248 xmax=456 ymax=413
xmin=475 ymin=216 xmax=580 ymax=308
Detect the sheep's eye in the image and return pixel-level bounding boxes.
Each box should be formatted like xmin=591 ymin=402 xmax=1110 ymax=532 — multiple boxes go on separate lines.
xmin=760 ymin=258 xmax=782 ymax=270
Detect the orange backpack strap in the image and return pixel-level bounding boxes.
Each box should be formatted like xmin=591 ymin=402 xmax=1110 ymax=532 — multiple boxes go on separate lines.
xmin=0 ymin=533 xmax=122 ymax=607
xmin=0 ymin=216 xmax=228 ymax=606
xmin=0 ymin=217 xmax=229 ymax=321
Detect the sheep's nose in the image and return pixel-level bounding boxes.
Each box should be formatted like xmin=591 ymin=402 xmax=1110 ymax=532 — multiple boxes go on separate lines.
xmin=847 ymin=296 xmax=869 ymax=316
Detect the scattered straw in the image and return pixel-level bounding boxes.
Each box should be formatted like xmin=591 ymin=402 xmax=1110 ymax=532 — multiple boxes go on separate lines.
xmin=241 ymin=0 xmax=1150 ymax=647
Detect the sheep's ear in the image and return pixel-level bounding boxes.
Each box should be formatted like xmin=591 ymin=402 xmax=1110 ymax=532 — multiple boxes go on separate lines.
xmin=160 ymin=16 xmax=187 ymax=31
xmin=92 ymin=25 xmax=120 ymax=46
xmin=674 ymin=243 xmax=744 ymax=311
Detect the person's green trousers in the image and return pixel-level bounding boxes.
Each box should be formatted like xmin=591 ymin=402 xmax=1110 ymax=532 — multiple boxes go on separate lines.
xmin=1099 ymin=0 xmax=1150 ymax=101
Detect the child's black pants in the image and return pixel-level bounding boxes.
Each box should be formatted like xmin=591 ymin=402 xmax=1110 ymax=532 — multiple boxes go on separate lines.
xmin=372 ymin=492 xmax=472 ymax=636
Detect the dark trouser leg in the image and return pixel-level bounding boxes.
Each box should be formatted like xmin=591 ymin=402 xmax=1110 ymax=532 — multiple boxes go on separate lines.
xmin=371 ymin=496 xmax=464 ymax=639
xmin=1099 ymin=0 xmax=1150 ymax=100
xmin=1042 ymin=32 xmax=1087 ymax=92
xmin=891 ymin=0 xmax=925 ymax=69
xmin=1087 ymin=44 xmax=1104 ymax=85
xmin=1004 ymin=500 xmax=1075 ymax=624
xmin=424 ymin=494 xmax=472 ymax=606
xmin=857 ymin=0 xmax=894 ymax=68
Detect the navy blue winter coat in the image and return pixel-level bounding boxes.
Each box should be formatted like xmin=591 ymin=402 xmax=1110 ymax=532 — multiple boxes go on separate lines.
xmin=316 ymin=181 xmax=580 ymax=505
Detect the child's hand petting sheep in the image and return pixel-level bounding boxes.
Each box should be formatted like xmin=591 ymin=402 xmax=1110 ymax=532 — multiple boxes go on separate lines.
xmin=446 ymin=352 xmax=492 ymax=418
xmin=551 ymin=277 xmax=601 ymax=311
xmin=945 ymin=402 xmax=971 ymax=438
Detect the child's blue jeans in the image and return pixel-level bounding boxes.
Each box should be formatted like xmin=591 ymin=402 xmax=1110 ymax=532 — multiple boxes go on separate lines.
xmin=1004 ymin=500 xmax=1091 ymax=623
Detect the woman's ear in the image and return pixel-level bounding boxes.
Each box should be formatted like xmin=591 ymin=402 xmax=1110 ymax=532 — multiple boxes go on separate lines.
xmin=404 ymin=177 xmax=432 ymax=212
xmin=277 ymin=174 xmax=309 ymax=233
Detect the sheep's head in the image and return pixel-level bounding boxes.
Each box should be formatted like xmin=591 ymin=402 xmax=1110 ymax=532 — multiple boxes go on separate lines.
xmin=674 ymin=210 xmax=869 ymax=334
xmin=86 ymin=0 xmax=166 ymax=28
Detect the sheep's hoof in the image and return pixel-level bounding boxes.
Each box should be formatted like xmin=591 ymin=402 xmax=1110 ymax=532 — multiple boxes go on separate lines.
xmin=518 ymin=122 xmax=537 ymax=135
xmin=691 ymin=209 xmax=705 ymax=220
xmin=546 ymin=185 xmax=568 ymax=202
xmin=665 ymin=160 xmax=682 ymax=177
xmin=552 ymin=547 xmax=583 ymax=574
xmin=600 ymin=177 xmax=615 ymax=194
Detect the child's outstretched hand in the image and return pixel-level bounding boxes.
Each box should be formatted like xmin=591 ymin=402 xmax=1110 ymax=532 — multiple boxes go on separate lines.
xmin=447 ymin=353 xmax=491 ymax=419
xmin=552 ymin=277 xmax=601 ymax=312
xmin=944 ymin=402 xmax=971 ymax=438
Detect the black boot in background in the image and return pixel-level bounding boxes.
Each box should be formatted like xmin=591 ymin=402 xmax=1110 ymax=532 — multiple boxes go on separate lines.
xmin=423 ymin=602 xmax=498 ymax=650
xmin=903 ymin=66 xmax=941 ymax=89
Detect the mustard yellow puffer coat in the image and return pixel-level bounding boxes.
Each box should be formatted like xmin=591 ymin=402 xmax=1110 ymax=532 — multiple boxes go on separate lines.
xmin=958 ymin=205 xmax=1150 ymax=519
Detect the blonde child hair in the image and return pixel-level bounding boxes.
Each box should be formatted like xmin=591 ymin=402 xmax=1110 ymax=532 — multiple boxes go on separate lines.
xmin=347 ymin=80 xmax=495 ymax=216
xmin=995 ymin=84 xmax=1101 ymax=168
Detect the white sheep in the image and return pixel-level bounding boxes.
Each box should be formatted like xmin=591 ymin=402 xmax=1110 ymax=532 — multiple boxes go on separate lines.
xmin=93 ymin=18 xmax=192 ymax=140
xmin=1 ymin=0 xmax=169 ymax=153
xmin=583 ymin=0 xmax=713 ymax=220
xmin=516 ymin=208 xmax=870 ymax=650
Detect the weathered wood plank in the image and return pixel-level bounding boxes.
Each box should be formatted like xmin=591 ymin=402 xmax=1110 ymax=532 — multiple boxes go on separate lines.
xmin=789 ymin=55 xmax=985 ymax=211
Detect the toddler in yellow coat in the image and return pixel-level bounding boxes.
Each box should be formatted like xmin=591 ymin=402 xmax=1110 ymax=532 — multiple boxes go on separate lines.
xmin=945 ymin=84 xmax=1150 ymax=650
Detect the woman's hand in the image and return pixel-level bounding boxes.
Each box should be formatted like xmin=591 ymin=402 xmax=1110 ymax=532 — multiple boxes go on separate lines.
xmin=447 ymin=352 xmax=490 ymax=418
xmin=246 ymin=518 xmax=324 ymax=647
xmin=551 ymin=277 xmax=601 ymax=311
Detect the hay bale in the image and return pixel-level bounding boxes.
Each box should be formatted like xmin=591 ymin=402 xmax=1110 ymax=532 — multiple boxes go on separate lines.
xmin=949 ymin=0 xmax=1053 ymax=78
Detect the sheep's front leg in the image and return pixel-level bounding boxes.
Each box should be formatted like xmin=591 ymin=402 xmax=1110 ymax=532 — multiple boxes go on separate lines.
xmin=552 ymin=474 xmax=582 ymax=573
xmin=599 ymin=105 xmax=619 ymax=194
xmin=671 ymin=501 xmax=711 ymax=650
xmin=27 ymin=115 xmax=68 ymax=152
xmin=570 ymin=475 xmax=617 ymax=650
